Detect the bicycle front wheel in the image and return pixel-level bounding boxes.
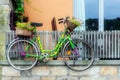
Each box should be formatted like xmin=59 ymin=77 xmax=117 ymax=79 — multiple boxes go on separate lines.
xmin=62 ymin=39 xmax=94 ymax=71
xmin=7 ymin=39 xmax=39 ymax=71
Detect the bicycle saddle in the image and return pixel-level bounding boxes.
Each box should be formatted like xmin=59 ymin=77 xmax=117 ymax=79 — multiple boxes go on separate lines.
xmin=31 ymin=22 xmax=43 ymax=27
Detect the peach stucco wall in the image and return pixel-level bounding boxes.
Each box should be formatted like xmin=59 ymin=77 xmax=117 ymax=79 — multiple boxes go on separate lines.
xmin=24 ymin=0 xmax=73 ymax=31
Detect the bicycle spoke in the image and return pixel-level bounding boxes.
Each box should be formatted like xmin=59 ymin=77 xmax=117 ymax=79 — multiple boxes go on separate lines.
xmin=7 ymin=39 xmax=39 ymax=71
xmin=62 ymin=39 xmax=94 ymax=71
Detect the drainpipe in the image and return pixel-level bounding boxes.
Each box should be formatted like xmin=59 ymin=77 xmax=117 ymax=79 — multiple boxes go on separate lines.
xmin=73 ymin=0 xmax=85 ymax=31
xmin=99 ymin=0 xmax=104 ymax=31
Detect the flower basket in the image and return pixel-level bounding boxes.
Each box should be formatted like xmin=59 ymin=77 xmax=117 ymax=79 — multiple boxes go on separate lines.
xmin=16 ymin=28 xmax=32 ymax=36
xmin=66 ymin=21 xmax=78 ymax=31
xmin=66 ymin=18 xmax=81 ymax=31
xmin=15 ymin=22 xmax=35 ymax=36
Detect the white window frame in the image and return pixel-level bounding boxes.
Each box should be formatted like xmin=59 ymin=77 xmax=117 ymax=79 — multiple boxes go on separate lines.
xmin=73 ymin=0 xmax=104 ymax=31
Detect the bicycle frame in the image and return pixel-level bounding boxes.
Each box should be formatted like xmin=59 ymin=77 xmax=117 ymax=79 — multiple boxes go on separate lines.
xmin=25 ymin=30 xmax=75 ymax=60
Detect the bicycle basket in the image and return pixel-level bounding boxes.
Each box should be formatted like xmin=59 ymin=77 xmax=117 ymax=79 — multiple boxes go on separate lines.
xmin=16 ymin=28 xmax=32 ymax=36
xmin=66 ymin=21 xmax=78 ymax=31
xmin=66 ymin=18 xmax=81 ymax=31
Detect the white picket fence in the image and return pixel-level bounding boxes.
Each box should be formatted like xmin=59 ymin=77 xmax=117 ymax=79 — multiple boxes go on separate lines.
xmin=6 ymin=31 xmax=120 ymax=60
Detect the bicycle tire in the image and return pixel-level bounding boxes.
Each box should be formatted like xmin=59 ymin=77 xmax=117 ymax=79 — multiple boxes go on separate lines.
xmin=7 ymin=39 xmax=39 ymax=71
xmin=62 ymin=39 xmax=94 ymax=71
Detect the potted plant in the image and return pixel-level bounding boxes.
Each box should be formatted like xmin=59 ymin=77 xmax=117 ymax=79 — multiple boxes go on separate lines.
xmin=13 ymin=0 xmax=35 ymax=36
xmin=16 ymin=22 xmax=35 ymax=36
xmin=66 ymin=17 xmax=82 ymax=31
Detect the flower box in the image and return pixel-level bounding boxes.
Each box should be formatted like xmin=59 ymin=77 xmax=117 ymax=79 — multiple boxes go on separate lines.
xmin=16 ymin=28 xmax=32 ymax=36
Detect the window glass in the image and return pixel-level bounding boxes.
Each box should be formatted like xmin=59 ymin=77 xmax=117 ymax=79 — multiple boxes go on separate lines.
xmin=85 ymin=0 xmax=99 ymax=30
xmin=104 ymin=0 xmax=120 ymax=30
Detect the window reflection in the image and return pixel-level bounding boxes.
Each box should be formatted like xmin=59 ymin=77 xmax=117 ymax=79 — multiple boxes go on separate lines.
xmin=85 ymin=0 xmax=99 ymax=31
xmin=104 ymin=0 xmax=120 ymax=30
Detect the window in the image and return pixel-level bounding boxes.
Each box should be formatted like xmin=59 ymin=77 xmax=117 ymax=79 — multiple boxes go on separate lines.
xmin=104 ymin=0 xmax=120 ymax=30
xmin=85 ymin=0 xmax=99 ymax=31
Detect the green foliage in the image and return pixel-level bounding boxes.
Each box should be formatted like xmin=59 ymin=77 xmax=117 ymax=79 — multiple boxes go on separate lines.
xmin=14 ymin=0 xmax=36 ymax=31
xmin=15 ymin=0 xmax=24 ymax=13
xmin=86 ymin=17 xmax=120 ymax=30
xmin=14 ymin=0 xmax=24 ymax=22
xmin=104 ymin=18 xmax=120 ymax=30
xmin=16 ymin=22 xmax=35 ymax=31
xmin=15 ymin=7 xmax=24 ymax=14
xmin=68 ymin=18 xmax=81 ymax=26
xmin=86 ymin=18 xmax=98 ymax=30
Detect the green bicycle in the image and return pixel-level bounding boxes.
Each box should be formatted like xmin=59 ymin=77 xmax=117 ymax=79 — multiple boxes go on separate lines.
xmin=6 ymin=17 xmax=94 ymax=71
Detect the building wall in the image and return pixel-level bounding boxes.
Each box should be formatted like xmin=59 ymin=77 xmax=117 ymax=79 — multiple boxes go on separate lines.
xmin=0 ymin=0 xmax=10 ymax=60
xmin=24 ymin=0 xmax=73 ymax=31
xmin=1 ymin=66 xmax=120 ymax=80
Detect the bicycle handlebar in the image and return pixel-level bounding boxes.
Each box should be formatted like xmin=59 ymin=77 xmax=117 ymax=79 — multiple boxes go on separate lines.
xmin=58 ymin=18 xmax=64 ymax=21
xmin=58 ymin=16 xmax=69 ymax=24
xmin=58 ymin=16 xmax=70 ymax=28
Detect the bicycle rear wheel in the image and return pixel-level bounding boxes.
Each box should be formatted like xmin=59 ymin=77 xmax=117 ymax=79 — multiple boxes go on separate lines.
xmin=62 ymin=39 xmax=94 ymax=71
xmin=7 ymin=39 xmax=39 ymax=71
